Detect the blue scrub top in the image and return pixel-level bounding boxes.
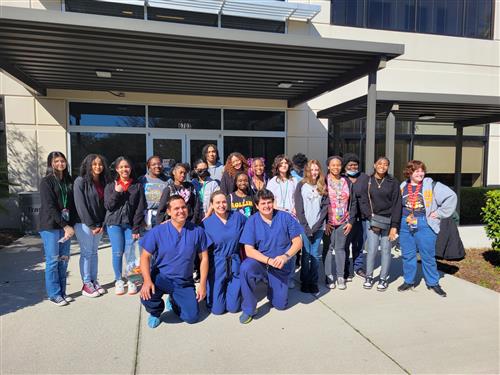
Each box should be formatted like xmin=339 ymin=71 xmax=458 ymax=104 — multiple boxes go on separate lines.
xmin=140 ymin=221 xmax=211 ymax=281
xmin=202 ymin=211 xmax=246 ymax=258
xmin=240 ymin=210 xmax=303 ymax=258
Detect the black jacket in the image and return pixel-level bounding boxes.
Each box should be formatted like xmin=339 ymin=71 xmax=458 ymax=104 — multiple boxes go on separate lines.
xmin=74 ymin=176 xmax=106 ymax=230
xmin=358 ymin=175 xmax=402 ymax=229
xmin=104 ymin=181 xmax=145 ymax=234
xmin=39 ymin=175 xmax=78 ymax=231
xmin=435 ymin=217 xmax=465 ymax=260
xmin=156 ymin=182 xmax=199 ymax=224
xmin=348 ymin=172 xmax=370 ymax=220
xmin=220 ymin=171 xmax=235 ymax=195
xmin=294 ymin=181 xmax=329 ymax=237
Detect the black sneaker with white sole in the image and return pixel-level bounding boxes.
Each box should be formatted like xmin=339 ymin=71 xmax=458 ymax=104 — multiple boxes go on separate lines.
xmin=377 ymin=279 xmax=389 ymax=291
xmin=363 ymin=277 xmax=374 ymax=289
xmin=397 ymin=282 xmax=414 ymax=292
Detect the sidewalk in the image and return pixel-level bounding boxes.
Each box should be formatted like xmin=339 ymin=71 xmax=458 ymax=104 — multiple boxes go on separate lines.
xmin=0 ymin=236 xmax=498 ymax=374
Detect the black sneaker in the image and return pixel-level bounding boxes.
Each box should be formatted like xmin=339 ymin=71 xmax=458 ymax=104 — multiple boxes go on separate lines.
xmin=397 ymin=282 xmax=414 ymax=292
xmin=363 ymin=277 xmax=374 ymax=289
xmin=355 ymin=269 xmax=366 ymax=278
xmin=428 ymin=285 xmax=447 ymax=297
xmin=377 ymin=279 xmax=389 ymax=291
xmin=300 ymin=284 xmax=311 ymax=293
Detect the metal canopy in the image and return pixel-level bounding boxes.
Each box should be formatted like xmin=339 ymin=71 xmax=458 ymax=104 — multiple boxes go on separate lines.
xmin=0 ymin=6 xmax=403 ymax=107
xmin=317 ymin=91 xmax=500 ymax=126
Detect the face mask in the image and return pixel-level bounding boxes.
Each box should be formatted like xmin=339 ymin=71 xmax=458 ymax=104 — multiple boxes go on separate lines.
xmin=346 ymin=170 xmax=360 ymax=177
xmin=196 ymin=169 xmax=210 ymax=179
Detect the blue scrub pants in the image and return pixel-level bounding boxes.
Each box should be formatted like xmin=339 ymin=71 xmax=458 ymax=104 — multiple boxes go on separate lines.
xmin=399 ymin=216 xmax=440 ymax=287
xmin=141 ymin=271 xmax=199 ymax=324
xmin=300 ymin=230 xmax=324 ymax=286
xmin=240 ymin=258 xmax=291 ymax=316
xmin=345 ymin=219 xmax=367 ymax=274
xmin=207 ymin=254 xmax=241 ymax=315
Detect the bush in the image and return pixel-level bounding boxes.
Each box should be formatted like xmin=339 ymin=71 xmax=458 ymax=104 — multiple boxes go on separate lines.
xmin=460 ymin=187 xmax=497 ymax=225
xmin=481 ymin=190 xmax=500 ymax=250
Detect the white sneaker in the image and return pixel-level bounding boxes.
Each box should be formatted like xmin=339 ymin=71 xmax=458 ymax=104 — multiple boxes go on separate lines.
xmin=115 ymin=280 xmax=125 ymax=295
xmin=62 ymin=294 xmax=74 ymax=303
xmin=127 ymin=280 xmax=138 ymax=295
xmin=288 ymin=279 xmax=296 ymax=289
xmin=337 ymin=277 xmax=346 ymax=290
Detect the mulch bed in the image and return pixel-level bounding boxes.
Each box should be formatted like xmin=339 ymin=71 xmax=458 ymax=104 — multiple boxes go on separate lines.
xmin=437 ymin=248 xmax=500 ymax=292
xmin=0 ymin=229 xmax=23 ymax=249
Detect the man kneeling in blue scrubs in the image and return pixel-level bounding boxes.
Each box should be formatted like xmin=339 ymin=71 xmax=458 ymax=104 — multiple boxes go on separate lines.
xmin=140 ymin=195 xmax=210 ymax=328
xmin=239 ymin=189 xmax=303 ymax=324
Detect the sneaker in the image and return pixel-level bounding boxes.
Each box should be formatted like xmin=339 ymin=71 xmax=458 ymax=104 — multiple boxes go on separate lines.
xmin=355 ymin=269 xmax=367 ymax=278
xmin=127 ymin=280 xmax=138 ymax=295
xmin=49 ymin=295 xmax=68 ymax=306
xmin=166 ymin=295 xmax=180 ymax=316
xmin=239 ymin=312 xmax=253 ymax=324
xmin=62 ymin=294 xmax=74 ymax=303
xmin=337 ymin=277 xmax=346 ymax=290
xmin=147 ymin=314 xmax=161 ymax=329
xmin=115 ymin=280 xmax=125 ymax=295
xmin=288 ymin=279 xmax=296 ymax=289
xmin=377 ymin=279 xmax=389 ymax=292
xmin=397 ymin=282 xmax=414 ymax=292
xmin=345 ymin=274 xmax=353 ymax=282
xmin=326 ymin=276 xmax=336 ymax=289
xmin=82 ymin=282 xmax=99 ymax=298
xmin=363 ymin=277 xmax=374 ymax=289
xmin=165 ymin=295 xmax=173 ymax=312
xmin=93 ymin=280 xmax=106 ymax=295
xmin=428 ymin=285 xmax=447 ymax=297
xmin=300 ymin=284 xmax=311 ymax=293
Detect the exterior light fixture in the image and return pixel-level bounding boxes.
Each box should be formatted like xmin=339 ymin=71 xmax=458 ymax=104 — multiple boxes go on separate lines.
xmin=278 ymin=82 xmax=293 ymax=89
xmin=95 ymin=70 xmax=112 ymax=78
xmin=418 ymin=113 xmax=436 ymax=120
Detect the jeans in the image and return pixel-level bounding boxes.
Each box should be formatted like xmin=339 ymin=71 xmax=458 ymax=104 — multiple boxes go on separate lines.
xmin=39 ymin=229 xmax=71 ymax=299
xmin=399 ymin=216 xmax=440 ymax=286
xmin=366 ymin=226 xmax=392 ymax=280
xmin=74 ymin=223 xmax=103 ymax=284
xmin=345 ymin=219 xmax=367 ymax=274
xmin=300 ymin=230 xmax=324 ymax=286
xmin=324 ymin=225 xmax=347 ymax=280
xmin=107 ymin=224 xmax=135 ymax=281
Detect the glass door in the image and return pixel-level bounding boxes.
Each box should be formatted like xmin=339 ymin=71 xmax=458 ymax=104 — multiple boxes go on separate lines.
xmin=186 ymin=134 xmax=222 ymax=167
xmin=148 ymin=133 xmax=185 ymax=176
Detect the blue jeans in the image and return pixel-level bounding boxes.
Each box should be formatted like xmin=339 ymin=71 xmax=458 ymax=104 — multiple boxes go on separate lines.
xmin=107 ymin=224 xmax=134 ymax=281
xmin=39 ymin=229 xmax=71 ymax=299
xmin=345 ymin=219 xmax=367 ymax=273
xmin=75 ymin=223 xmax=103 ymax=283
xmin=366 ymin=226 xmax=392 ymax=280
xmin=399 ymin=216 xmax=440 ymax=286
xmin=300 ymin=230 xmax=324 ymax=286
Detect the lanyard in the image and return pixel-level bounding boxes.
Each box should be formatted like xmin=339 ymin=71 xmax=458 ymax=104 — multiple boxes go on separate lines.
xmin=199 ymin=180 xmax=207 ymax=203
xmin=329 ymin=175 xmax=343 ymax=204
xmin=407 ymin=182 xmax=422 ymax=214
xmin=56 ymin=178 xmax=68 ymax=209
xmin=279 ymin=179 xmax=289 ymax=209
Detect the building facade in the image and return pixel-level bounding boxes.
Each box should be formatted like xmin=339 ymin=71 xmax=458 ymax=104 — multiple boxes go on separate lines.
xmin=0 ymin=0 xmax=499 ymax=227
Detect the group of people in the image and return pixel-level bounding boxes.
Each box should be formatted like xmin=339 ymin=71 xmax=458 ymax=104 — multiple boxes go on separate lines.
xmin=38 ymin=143 xmax=457 ymax=328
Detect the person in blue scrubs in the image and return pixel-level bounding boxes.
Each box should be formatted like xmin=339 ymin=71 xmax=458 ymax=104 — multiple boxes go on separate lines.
xmin=139 ymin=195 xmax=211 ymax=328
xmin=239 ymin=189 xmax=303 ymax=324
xmin=202 ymin=190 xmax=246 ymax=315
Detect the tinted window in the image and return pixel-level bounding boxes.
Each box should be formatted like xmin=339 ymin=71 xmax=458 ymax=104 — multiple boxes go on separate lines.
xmin=148 ymin=7 xmax=218 ymax=26
xmin=224 ymin=110 xmax=285 ymax=131
xmin=417 ymin=0 xmax=463 ymax=36
xmin=69 ymin=103 xmax=146 ymax=127
xmin=0 ymin=97 xmax=6 ymax=196
xmin=148 ymin=107 xmax=221 ymax=130
xmin=464 ymin=0 xmax=494 ymax=39
xmin=223 ymin=136 xmax=284 ymax=174
xmin=66 ymin=0 xmax=144 ymax=19
xmin=221 ymin=15 xmax=286 ymax=33
xmin=70 ymin=132 xmax=146 ymax=177
xmin=331 ymin=0 xmax=365 ymax=27
xmin=367 ymin=0 xmax=415 ymax=31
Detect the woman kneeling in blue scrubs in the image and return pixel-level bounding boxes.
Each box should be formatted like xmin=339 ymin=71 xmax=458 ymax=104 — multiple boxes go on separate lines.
xmin=202 ymin=191 xmax=247 ymax=315
xmin=239 ymin=189 xmax=303 ymax=324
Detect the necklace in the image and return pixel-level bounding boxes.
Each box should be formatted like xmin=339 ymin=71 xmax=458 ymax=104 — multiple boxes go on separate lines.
xmin=374 ymin=176 xmax=385 ymax=189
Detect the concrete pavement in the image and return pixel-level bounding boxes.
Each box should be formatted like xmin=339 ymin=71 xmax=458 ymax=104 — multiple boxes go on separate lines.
xmin=0 ymin=236 xmax=498 ymax=374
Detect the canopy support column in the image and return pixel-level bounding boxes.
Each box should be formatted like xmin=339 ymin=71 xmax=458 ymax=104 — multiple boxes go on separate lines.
xmin=454 ymin=124 xmax=463 ymax=223
xmin=385 ymin=111 xmax=396 ymax=175
xmin=365 ymin=72 xmax=377 ymax=174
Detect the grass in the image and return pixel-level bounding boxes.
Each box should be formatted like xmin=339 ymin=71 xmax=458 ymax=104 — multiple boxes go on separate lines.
xmin=437 ymin=248 xmax=500 ymax=292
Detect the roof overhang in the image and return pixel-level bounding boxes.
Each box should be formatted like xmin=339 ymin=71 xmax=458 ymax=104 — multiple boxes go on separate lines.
xmin=317 ymin=91 xmax=500 ymax=126
xmin=0 ymin=6 xmax=404 ymax=107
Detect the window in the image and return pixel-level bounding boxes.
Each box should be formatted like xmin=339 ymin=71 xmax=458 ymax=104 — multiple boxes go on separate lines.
xmin=330 ymin=0 xmax=494 ymax=39
xmin=221 ymin=15 xmax=286 ymax=33
xmin=148 ymin=7 xmax=218 ymax=27
xmin=223 ymin=136 xmax=285 ymax=173
xmin=70 ymin=133 xmax=147 ymax=177
xmin=224 ymin=110 xmax=285 ymax=131
xmin=148 ymin=107 xmax=221 ymax=130
xmin=65 ymin=0 xmax=144 ymax=19
xmin=69 ymin=103 xmax=146 ymax=127
xmin=0 ymin=97 xmax=7 ymax=196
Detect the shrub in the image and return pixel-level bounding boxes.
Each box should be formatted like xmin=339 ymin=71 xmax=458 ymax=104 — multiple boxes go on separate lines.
xmin=460 ymin=187 xmax=496 ymax=225
xmin=481 ymin=190 xmax=500 ymax=250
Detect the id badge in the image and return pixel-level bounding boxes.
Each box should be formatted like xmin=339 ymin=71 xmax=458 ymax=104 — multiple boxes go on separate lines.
xmin=406 ymin=214 xmax=418 ymax=230
xmin=61 ymin=208 xmax=70 ymax=222
xmin=335 ymin=206 xmax=345 ymax=221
